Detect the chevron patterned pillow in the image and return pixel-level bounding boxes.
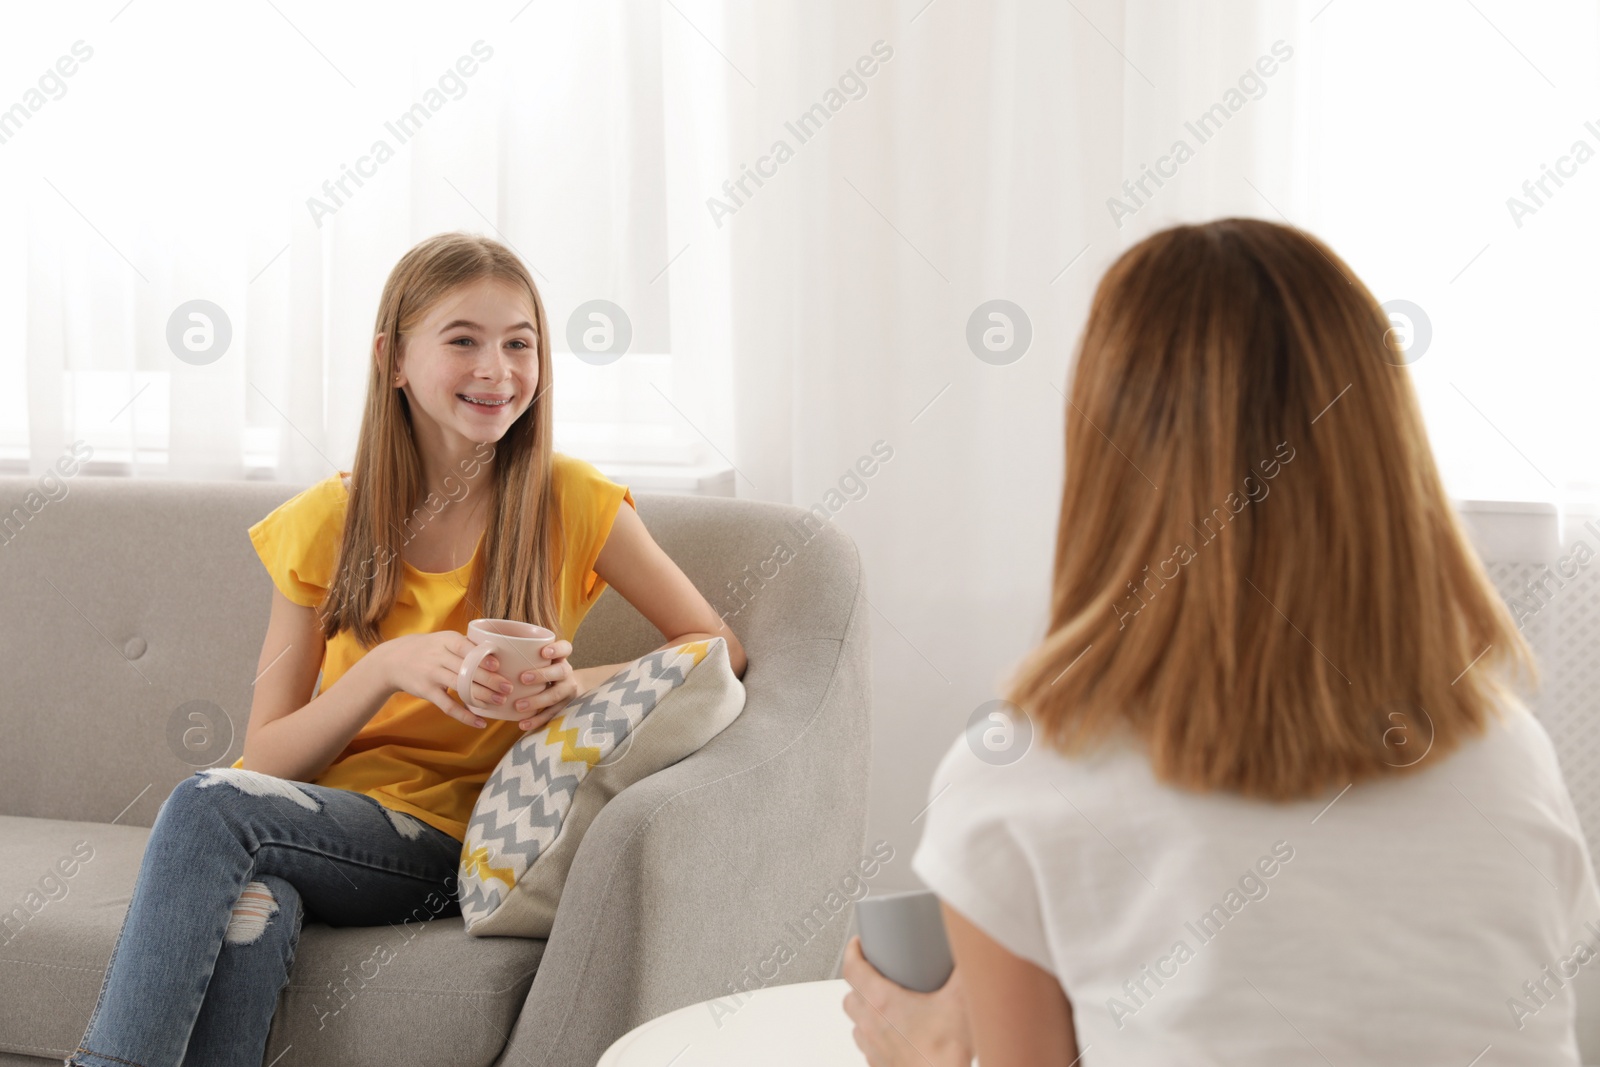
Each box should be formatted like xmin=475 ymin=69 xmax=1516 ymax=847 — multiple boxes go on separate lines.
xmin=455 ymin=636 xmax=745 ymax=938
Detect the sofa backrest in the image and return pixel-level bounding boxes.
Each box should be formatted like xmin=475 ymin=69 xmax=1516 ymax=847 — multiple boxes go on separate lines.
xmin=0 ymin=474 xmax=859 ymax=827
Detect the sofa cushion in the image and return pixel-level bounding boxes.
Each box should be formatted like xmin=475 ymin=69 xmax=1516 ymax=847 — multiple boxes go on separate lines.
xmin=0 ymin=814 xmax=543 ymax=1065
xmin=457 ymin=637 xmax=745 ymax=938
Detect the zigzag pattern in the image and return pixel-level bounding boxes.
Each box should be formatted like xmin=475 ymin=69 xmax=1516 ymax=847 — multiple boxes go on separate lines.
xmin=456 ymin=640 xmax=714 ymax=922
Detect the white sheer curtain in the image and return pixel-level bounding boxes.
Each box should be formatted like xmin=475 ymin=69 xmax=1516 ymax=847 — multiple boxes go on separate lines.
xmin=0 ymin=0 xmax=728 ymax=486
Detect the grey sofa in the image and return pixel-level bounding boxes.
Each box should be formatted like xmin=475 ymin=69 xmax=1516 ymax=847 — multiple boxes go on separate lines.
xmin=0 ymin=473 xmax=872 ymax=1066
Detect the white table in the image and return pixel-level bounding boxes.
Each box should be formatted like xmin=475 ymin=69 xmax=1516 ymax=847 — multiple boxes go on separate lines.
xmin=599 ymin=978 xmax=868 ymax=1066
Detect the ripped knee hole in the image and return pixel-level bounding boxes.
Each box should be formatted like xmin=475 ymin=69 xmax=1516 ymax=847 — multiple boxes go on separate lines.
xmin=225 ymin=880 xmax=280 ymax=945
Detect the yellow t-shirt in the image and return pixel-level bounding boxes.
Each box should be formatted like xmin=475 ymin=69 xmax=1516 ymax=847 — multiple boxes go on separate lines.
xmin=233 ymin=452 xmax=636 ymax=844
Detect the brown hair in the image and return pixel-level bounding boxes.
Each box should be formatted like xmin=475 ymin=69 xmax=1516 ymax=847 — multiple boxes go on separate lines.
xmin=1003 ymin=217 xmax=1534 ymax=800
xmin=317 ymin=231 xmax=563 ymax=649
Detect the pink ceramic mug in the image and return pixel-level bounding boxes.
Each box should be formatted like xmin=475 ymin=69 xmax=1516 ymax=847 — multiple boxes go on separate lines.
xmin=455 ymin=618 xmax=557 ymax=721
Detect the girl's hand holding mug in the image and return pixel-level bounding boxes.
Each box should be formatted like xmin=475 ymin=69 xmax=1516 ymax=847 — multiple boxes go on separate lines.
xmin=379 ymin=630 xmax=510 ymax=730
xmin=453 ymin=618 xmax=578 ymax=732
xmin=490 ymin=637 xmax=576 ymax=731
xmin=380 ymin=621 xmax=576 ymax=732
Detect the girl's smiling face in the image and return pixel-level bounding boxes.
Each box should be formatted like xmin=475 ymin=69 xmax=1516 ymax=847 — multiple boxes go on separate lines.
xmin=385 ymin=276 xmax=540 ymax=455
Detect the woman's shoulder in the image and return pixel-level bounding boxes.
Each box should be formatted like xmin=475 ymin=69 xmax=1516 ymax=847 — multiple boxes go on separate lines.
xmin=1444 ymin=690 xmax=1587 ymax=829
xmin=1483 ymin=689 xmax=1558 ymax=761
xmin=926 ymin=715 xmax=1144 ymax=805
xmin=916 ymin=718 xmax=1148 ymax=867
xmin=1433 ymin=688 xmax=1566 ymax=789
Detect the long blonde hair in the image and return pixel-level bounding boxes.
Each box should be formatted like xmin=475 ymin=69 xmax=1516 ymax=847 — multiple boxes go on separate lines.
xmin=1003 ymin=217 xmax=1534 ymax=800
xmin=318 ymin=232 xmax=564 ymax=649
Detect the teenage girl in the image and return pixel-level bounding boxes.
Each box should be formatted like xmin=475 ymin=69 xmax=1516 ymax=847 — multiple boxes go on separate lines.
xmin=67 ymin=231 xmax=746 ymax=1067
xmin=843 ymin=217 xmax=1600 ymax=1065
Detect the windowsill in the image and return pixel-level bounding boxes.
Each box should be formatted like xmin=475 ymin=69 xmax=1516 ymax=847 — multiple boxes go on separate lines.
xmin=597 ymin=461 xmax=735 ymax=497
xmin=0 ymin=454 xmax=738 ymax=497
xmin=1455 ymin=499 xmax=1584 ymax=562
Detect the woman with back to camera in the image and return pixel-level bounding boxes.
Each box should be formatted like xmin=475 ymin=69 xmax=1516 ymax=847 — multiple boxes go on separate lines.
xmin=842 ymin=217 xmax=1600 ymax=1065
xmin=67 ymin=231 xmax=746 ymax=1067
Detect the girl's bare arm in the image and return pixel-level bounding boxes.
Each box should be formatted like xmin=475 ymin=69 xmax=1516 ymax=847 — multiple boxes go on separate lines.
xmin=582 ymin=501 xmax=748 ymax=688
xmin=238 ymin=587 xmax=396 ymax=782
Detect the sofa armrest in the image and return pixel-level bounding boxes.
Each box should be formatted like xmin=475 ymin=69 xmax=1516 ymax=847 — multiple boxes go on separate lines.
xmin=489 ymin=598 xmax=873 ymax=1067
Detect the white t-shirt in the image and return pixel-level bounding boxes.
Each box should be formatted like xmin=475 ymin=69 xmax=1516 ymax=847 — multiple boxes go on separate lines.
xmin=911 ymin=696 xmax=1600 ymax=1065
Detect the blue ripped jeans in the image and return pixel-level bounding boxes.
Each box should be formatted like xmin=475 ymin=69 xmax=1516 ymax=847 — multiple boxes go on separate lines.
xmin=66 ymin=768 xmax=464 ymax=1067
